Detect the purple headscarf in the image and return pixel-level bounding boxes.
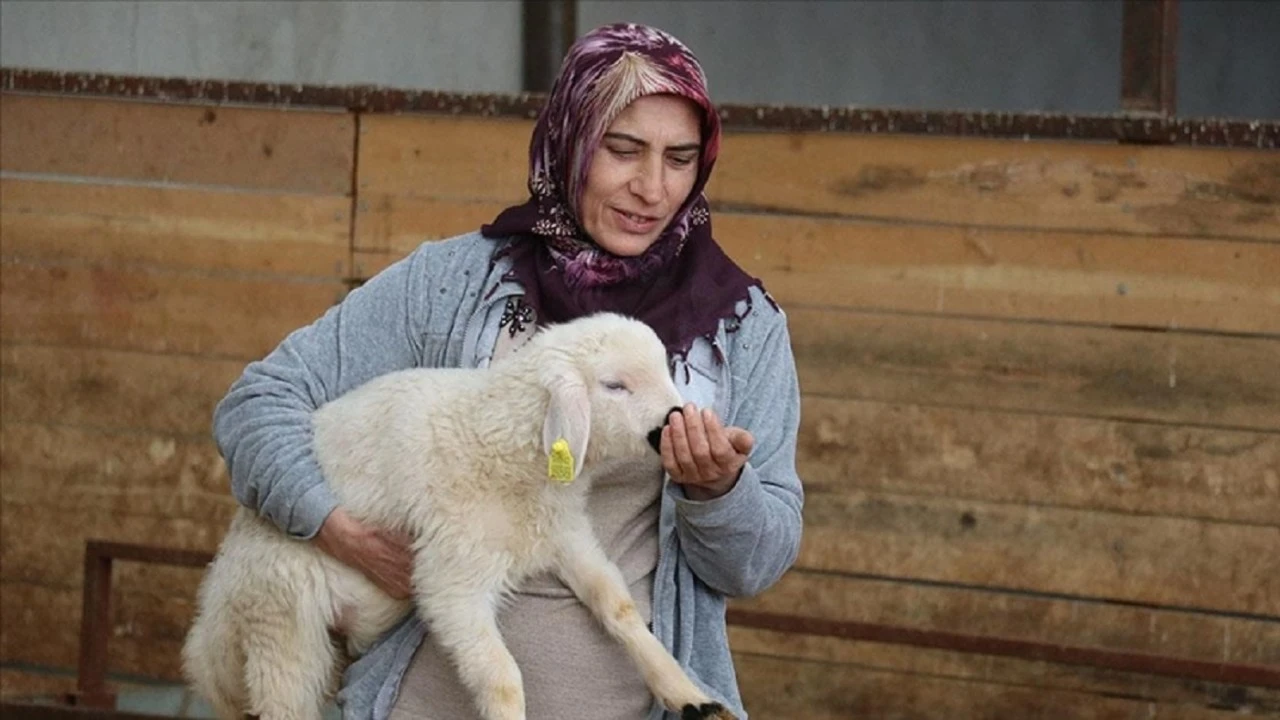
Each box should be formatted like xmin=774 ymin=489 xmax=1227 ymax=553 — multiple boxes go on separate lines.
xmin=481 ymin=23 xmax=761 ymax=359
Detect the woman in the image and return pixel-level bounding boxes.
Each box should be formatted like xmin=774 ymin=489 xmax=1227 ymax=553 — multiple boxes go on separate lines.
xmin=212 ymin=23 xmax=803 ymax=720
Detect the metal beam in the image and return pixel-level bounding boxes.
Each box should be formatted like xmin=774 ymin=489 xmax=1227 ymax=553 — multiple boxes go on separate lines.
xmin=727 ymin=609 xmax=1280 ymax=689
xmin=1121 ymin=0 xmax=1179 ymax=114
xmin=522 ymin=0 xmax=577 ymax=93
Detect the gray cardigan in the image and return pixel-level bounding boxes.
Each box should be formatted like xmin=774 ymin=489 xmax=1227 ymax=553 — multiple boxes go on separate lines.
xmin=211 ymin=232 xmax=804 ymax=719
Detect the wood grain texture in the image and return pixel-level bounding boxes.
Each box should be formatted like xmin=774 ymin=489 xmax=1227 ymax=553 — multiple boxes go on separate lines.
xmin=355 ymin=114 xmax=529 ymax=200
xmin=351 ymin=196 xmax=508 ymax=278
xmin=734 ymin=652 xmax=1253 ymax=720
xmin=0 ymin=580 xmax=192 ymax=682
xmin=1 ymin=260 xmax=344 ymax=360
xmin=1 ymin=423 xmax=229 ymax=500
xmin=1 ymin=178 xmax=351 ymax=278
xmin=345 ymin=195 xmax=1280 ymax=332
xmin=711 ymin=132 xmax=1280 ymax=242
xmin=788 ymin=308 xmax=1280 ymax=431
xmin=354 ymin=115 xmax=1280 ymax=240
xmin=798 ymin=397 xmax=1280 ymax=525
xmin=732 ymin=571 xmax=1280 ymax=668
xmin=0 ymin=668 xmax=77 ymax=700
xmin=0 ymin=501 xmax=224 ymax=590
xmin=797 ymin=490 xmax=1280 ymax=616
xmin=1 ymin=345 xmax=244 ymax=435
xmin=714 ymin=212 xmax=1280 ymax=334
xmin=4 ymin=99 xmax=1276 ymax=707
xmin=730 ymin=630 xmax=1280 ymax=715
xmin=0 ymin=94 xmax=355 ymax=194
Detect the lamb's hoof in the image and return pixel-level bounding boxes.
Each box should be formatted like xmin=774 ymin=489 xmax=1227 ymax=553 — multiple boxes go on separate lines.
xmin=681 ymin=702 xmax=736 ymax=720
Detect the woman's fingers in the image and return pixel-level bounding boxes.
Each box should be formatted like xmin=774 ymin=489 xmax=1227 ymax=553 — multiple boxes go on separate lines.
xmin=663 ymin=404 xmax=752 ymax=487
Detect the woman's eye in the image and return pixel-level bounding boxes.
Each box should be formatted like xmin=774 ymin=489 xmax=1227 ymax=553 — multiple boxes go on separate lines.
xmin=668 ymin=154 xmax=696 ymax=167
xmin=607 ymin=146 xmax=639 ymax=158
xmin=602 ymin=380 xmax=630 ymax=393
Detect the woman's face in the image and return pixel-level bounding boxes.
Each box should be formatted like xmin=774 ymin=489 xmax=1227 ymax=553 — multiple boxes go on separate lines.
xmin=578 ymin=94 xmax=702 ymax=257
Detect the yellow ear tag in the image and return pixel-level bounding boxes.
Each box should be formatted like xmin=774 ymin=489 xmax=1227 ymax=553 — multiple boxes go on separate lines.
xmin=548 ymin=438 xmax=575 ymax=484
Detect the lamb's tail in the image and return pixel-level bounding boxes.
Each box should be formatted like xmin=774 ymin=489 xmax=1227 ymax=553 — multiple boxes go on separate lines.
xmin=182 ymin=523 xmax=344 ymax=720
xmin=182 ymin=576 xmax=247 ymax=720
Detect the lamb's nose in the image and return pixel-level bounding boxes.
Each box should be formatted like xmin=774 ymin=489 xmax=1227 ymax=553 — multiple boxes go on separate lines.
xmin=647 ymin=427 xmax=663 ymax=453
xmin=647 ymin=407 xmax=683 ymax=453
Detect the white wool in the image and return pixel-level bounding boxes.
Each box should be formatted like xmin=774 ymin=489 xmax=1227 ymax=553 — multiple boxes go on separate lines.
xmin=182 ymin=312 xmax=736 ymax=720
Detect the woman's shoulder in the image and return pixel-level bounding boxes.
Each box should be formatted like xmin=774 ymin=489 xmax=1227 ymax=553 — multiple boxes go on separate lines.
xmin=407 ymin=230 xmax=503 ymax=267
xmin=734 ymin=285 xmax=788 ymax=337
xmin=394 ymin=231 xmax=519 ymax=290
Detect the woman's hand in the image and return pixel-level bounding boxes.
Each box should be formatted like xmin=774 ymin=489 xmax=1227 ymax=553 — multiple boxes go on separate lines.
xmin=661 ymin=404 xmax=754 ymax=501
xmin=314 ymin=507 xmax=414 ymax=600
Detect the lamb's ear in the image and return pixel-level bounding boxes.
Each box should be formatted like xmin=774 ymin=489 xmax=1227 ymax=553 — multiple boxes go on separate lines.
xmin=541 ymin=367 xmax=591 ymax=481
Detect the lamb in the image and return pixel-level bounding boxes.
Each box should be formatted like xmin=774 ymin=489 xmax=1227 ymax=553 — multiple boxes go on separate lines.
xmin=182 ymin=312 xmax=737 ymax=720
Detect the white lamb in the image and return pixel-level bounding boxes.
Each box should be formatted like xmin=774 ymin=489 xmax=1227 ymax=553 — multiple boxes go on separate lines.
xmin=182 ymin=312 xmax=737 ymax=720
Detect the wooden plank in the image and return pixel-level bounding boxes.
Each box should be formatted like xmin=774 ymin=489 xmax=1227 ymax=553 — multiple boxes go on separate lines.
xmin=0 ymin=504 xmax=217 ymax=681
xmin=790 ymin=308 xmax=1280 ymax=432
xmin=0 ymin=669 xmax=77 ymax=700
xmin=732 ymin=571 xmax=1280 ymax=669
xmin=730 ymin=631 xmax=1280 ymax=714
xmin=0 ymin=178 xmax=351 ymax=278
xmin=1 ymin=345 xmax=245 ymax=436
xmin=0 ymin=260 xmax=345 ymax=360
xmin=352 ymin=196 xmax=507 ymax=279
xmin=1 ymin=422 xmax=228 ymax=499
xmin=0 ymin=94 xmax=354 ymax=194
xmin=797 ymin=490 xmax=1280 ymax=616
xmin=0 ymin=501 xmax=223 ymax=589
xmin=356 ymin=114 xmax=529 ymax=201
xmin=734 ymin=651 xmax=1266 ymax=719
xmin=799 ymin=397 xmax=1280 ymax=526
xmin=715 ymin=212 xmax=1280 ymax=335
xmin=0 ymin=581 xmax=189 ymax=683
xmin=712 ymin=132 xmax=1280 ymax=242
xmin=347 ymin=195 xmax=1280 ymax=333
xmin=354 ymin=196 xmax=502 ymax=254
xmin=0 ymin=423 xmax=235 ymax=532
xmin=354 ymin=115 xmax=1279 ymax=240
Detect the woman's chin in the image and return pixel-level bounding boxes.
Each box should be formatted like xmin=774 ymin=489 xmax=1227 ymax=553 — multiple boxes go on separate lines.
xmin=592 ymin=232 xmax=660 ymax=258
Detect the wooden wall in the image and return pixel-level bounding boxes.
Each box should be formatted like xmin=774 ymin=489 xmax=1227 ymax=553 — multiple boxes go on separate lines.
xmin=2 ymin=91 xmax=1278 ymax=717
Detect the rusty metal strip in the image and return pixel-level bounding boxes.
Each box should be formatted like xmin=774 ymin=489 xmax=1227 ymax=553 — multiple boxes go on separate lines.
xmin=727 ymin=608 xmax=1280 ymax=689
xmin=72 ymin=542 xmax=214 ymax=710
xmin=714 ymin=104 xmax=1276 ymax=148
xmin=64 ymin=537 xmax=1280 ymax=711
xmin=85 ymin=540 xmax=213 ymax=568
xmin=3 ymin=68 xmax=1276 ymax=148
xmin=0 ymin=67 xmax=544 ymax=118
xmin=1122 ymin=0 xmax=1179 ymax=114
xmin=75 ymin=545 xmax=114 ymax=709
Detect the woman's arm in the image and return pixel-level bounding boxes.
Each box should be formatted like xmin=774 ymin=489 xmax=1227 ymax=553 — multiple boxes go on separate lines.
xmin=212 ymin=244 xmax=445 ymax=595
xmin=668 ymin=302 xmax=805 ymax=597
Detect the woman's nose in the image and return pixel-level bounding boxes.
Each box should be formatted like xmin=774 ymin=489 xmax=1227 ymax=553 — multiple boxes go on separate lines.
xmin=630 ymin=161 xmax=664 ymax=204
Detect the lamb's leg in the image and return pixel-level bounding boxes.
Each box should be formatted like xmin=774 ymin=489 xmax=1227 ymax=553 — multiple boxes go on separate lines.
xmin=554 ymin=527 xmax=737 ymax=720
xmin=240 ymin=598 xmax=339 ymax=720
xmin=415 ymin=560 xmax=525 ymax=720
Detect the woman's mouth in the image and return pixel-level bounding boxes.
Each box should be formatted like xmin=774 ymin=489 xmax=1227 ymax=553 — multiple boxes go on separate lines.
xmin=613 ymin=207 xmax=660 ymax=234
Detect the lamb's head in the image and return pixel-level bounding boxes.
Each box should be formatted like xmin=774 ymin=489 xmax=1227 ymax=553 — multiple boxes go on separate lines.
xmin=533 ymin=313 xmax=684 ymax=483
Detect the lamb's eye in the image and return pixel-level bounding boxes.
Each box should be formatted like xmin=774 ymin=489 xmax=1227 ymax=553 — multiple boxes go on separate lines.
xmin=601 ymin=380 xmax=630 ymax=393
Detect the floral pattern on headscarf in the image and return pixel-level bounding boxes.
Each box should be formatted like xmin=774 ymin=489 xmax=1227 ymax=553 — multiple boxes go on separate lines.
xmin=486 ymin=23 xmax=722 ymax=288
xmin=481 ymin=23 xmax=760 ymax=358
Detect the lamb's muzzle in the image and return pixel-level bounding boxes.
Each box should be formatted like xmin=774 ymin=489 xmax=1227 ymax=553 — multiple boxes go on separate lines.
xmin=647 ymin=406 xmax=683 ymax=452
